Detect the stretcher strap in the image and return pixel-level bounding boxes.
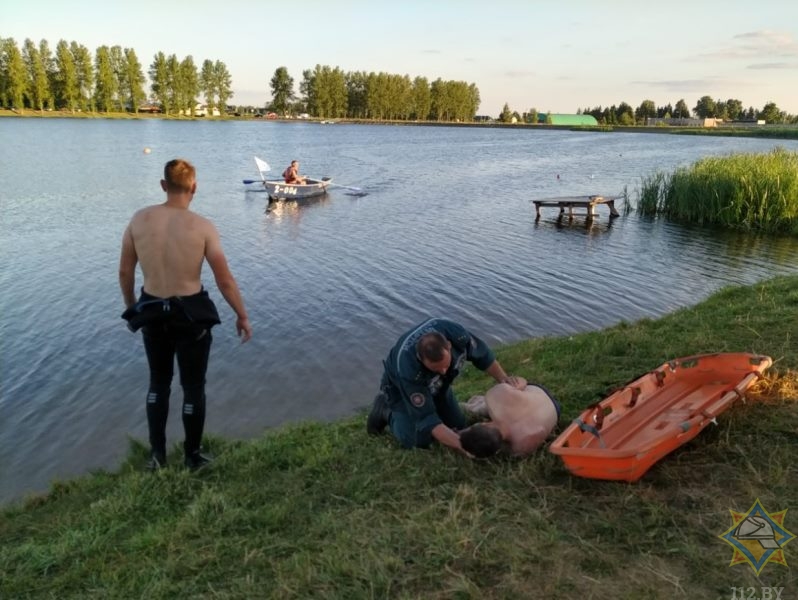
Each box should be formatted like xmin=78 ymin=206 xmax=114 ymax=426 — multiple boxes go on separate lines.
xmin=574 ymin=419 xmax=606 ymax=448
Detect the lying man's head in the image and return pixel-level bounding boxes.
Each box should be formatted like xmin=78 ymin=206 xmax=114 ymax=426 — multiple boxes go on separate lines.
xmin=460 ymin=423 xmax=504 ymax=458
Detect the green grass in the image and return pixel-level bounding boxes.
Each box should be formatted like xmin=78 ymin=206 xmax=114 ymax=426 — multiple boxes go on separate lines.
xmin=666 ymin=127 xmax=798 ymax=140
xmin=637 ymin=148 xmax=798 ymax=234
xmin=2 ymin=276 xmax=798 ymax=599
xmin=0 ymin=108 xmax=215 ymax=121
xmin=556 ymin=124 xmax=798 ymax=140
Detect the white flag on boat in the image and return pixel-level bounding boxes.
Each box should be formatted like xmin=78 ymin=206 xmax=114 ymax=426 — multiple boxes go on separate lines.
xmin=254 ymin=156 xmax=271 ymax=177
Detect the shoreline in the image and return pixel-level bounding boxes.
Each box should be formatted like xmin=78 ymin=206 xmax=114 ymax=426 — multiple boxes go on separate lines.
xmin=3 ymin=109 xmax=797 ymax=140
xmin=2 ymin=275 xmax=796 ymax=597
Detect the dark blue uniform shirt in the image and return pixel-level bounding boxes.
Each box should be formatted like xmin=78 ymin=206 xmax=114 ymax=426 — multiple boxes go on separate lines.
xmin=381 ymin=318 xmax=496 ymax=436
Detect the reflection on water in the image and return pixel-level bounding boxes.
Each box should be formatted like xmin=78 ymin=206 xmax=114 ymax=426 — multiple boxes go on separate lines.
xmin=266 ymin=194 xmax=330 ymax=217
xmin=720 ymin=230 xmax=798 ymax=268
xmin=1 ymin=118 xmax=797 ymax=505
xmin=263 ymin=195 xmax=331 ymax=240
xmin=533 ymin=212 xmax=618 ymax=235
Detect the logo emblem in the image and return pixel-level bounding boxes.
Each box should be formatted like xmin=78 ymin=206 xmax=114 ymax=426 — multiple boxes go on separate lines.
xmin=410 ymin=393 xmax=425 ymax=407
xmin=718 ymin=498 xmax=794 ymax=575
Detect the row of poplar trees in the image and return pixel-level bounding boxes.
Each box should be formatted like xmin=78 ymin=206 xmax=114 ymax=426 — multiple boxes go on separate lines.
xmin=270 ymin=65 xmax=481 ymax=122
xmin=0 ymin=37 xmax=232 ymax=116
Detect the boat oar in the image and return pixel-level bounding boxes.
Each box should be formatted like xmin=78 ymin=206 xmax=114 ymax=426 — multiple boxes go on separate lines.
xmin=243 ymin=179 xmax=266 ymax=184
xmin=321 ymin=177 xmax=363 ymax=193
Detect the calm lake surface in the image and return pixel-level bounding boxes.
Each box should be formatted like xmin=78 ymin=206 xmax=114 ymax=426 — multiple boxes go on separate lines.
xmin=1 ymin=118 xmax=797 ymax=504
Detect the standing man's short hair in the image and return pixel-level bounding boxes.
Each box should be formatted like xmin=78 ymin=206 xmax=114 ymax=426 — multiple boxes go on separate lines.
xmin=163 ymin=159 xmax=196 ymax=192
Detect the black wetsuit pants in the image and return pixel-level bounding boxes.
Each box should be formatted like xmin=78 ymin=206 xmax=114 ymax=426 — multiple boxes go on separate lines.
xmin=142 ymin=322 xmax=212 ymax=458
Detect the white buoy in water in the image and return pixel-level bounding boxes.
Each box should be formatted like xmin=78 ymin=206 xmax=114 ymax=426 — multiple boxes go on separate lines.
xmin=143 ymin=147 xmax=152 ymax=154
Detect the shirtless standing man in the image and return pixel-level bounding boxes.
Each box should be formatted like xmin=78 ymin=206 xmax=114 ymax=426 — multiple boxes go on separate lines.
xmin=119 ymin=158 xmax=252 ymax=471
xmin=459 ymin=382 xmax=560 ymax=458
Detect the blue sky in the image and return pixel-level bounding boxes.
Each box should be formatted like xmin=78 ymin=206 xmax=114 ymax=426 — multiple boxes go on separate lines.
xmin=6 ymin=0 xmax=798 ymax=115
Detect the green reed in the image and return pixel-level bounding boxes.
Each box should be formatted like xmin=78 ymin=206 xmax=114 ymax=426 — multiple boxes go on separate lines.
xmin=637 ymin=147 xmax=798 ymax=233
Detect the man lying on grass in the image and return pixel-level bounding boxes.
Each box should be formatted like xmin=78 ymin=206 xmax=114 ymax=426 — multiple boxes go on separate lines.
xmin=460 ymin=382 xmax=561 ymax=457
xmin=367 ymin=317 xmax=525 ymax=457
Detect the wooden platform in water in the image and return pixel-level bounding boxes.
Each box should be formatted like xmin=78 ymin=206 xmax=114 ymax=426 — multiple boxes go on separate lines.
xmin=533 ymin=195 xmax=621 ymax=219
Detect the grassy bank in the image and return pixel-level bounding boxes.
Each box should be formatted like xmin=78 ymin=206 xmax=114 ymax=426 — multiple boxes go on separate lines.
xmin=2 ymin=276 xmax=797 ymax=599
xmin=0 ymin=108 xmax=163 ymax=120
xmin=579 ymin=124 xmax=798 ymax=140
xmin=637 ymin=148 xmax=798 ymax=234
xmin=658 ymin=126 xmax=798 ymax=140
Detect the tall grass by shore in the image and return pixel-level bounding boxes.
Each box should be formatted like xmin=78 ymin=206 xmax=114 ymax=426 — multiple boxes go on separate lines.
xmin=637 ymin=148 xmax=798 ymax=234
xmin=2 ymin=276 xmax=797 ymax=599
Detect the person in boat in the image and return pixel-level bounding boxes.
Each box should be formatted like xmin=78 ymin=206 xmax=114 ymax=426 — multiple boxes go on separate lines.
xmin=458 ymin=382 xmax=560 ymax=458
xmin=282 ymin=160 xmax=307 ymax=185
xmin=366 ymin=317 xmax=525 ymax=456
xmin=119 ymin=158 xmax=253 ymax=471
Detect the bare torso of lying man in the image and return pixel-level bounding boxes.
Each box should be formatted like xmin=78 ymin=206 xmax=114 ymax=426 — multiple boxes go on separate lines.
xmin=462 ymin=383 xmax=560 ymax=457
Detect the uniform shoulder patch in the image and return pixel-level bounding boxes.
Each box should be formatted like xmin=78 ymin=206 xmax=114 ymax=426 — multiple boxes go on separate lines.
xmin=410 ymin=393 xmax=425 ymax=407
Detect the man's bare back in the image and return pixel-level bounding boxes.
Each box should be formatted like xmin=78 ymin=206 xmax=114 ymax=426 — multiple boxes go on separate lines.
xmin=125 ymin=204 xmax=212 ymax=298
xmin=486 ymin=383 xmax=560 ymax=456
xmin=119 ymin=159 xmax=250 ymax=341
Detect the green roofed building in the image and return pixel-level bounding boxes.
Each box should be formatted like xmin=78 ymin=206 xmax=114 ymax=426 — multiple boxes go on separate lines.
xmin=538 ymin=113 xmax=598 ymax=126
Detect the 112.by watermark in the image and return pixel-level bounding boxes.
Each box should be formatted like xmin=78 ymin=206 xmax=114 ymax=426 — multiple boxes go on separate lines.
xmin=729 ymin=587 xmax=784 ymax=600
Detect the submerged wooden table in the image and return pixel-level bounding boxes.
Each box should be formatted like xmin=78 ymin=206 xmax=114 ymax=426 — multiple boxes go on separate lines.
xmin=533 ymin=195 xmax=621 ymax=220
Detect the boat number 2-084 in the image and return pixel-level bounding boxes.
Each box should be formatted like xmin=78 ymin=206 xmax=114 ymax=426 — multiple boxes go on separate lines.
xmin=273 ymin=186 xmax=297 ymax=195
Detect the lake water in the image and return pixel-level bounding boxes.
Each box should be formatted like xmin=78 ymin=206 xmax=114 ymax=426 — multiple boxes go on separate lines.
xmin=1 ymin=118 xmax=797 ymax=505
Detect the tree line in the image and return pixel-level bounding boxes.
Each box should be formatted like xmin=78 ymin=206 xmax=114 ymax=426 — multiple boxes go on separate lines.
xmin=0 ymin=36 xmax=481 ymax=122
xmin=3 ymin=36 xmax=796 ymax=124
xmin=0 ymin=37 xmax=232 ymax=116
xmin=579 ymin=97 xmax=793 ymax=125
xmin=269 ymin=65 xmax=480 ymax=122
xmin=502 ymin=97 xmax=795 ymax=125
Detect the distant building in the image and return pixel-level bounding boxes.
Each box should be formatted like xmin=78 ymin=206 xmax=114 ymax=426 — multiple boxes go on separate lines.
xmin=646 ymin=117 xmax=721 ymax=127
xmin=538 ymin=113 xmax=598 ymax=126
xmin=727 ymin=119 xmax=766 ymax=126
xmin=137 ymin=103 xmax=161 ymax=114
xmin=191 ymin=104 xmax=220 ymax=117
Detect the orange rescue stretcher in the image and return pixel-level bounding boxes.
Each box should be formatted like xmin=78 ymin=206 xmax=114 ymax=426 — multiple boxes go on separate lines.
xmin=549 ymin=353 xmax=772 ymax=482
